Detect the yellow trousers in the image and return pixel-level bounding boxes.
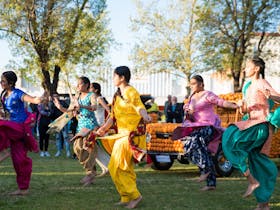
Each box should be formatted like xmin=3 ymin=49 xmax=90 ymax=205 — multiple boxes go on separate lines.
xmin=108 ymin=135 xmax=141 ymax=203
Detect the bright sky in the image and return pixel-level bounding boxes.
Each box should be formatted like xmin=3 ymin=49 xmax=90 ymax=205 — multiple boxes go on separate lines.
xmin=0 ymin=0 xmax=136 ymax=69
xmin=107 ymin=0 xmax=136 ymax=68
xmin=0 ymin=40 xmax=12 ymax=69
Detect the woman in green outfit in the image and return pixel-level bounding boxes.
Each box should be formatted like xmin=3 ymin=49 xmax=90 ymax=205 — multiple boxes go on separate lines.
xmin=222 ymin=57 xmax=280 ymax=210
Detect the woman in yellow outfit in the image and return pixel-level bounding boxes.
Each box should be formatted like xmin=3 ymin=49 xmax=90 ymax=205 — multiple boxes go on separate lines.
xmin=96 ymin=66 xmax=151 ymax=209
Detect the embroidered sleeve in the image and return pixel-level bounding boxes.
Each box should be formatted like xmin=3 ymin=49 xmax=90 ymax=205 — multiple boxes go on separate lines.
xmin=206 ymin=91 xmax=225 ymax=107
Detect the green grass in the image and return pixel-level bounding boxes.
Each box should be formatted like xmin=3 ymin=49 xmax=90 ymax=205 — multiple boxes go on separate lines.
xmin=0 ymin=140 xmax=280 ymax=210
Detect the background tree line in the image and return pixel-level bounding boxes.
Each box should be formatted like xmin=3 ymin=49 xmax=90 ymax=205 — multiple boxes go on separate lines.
xmin=0 ymin=0 xmax=113 ymax=95
xmin=130 ymin=0 xmax=280 ymax=92
xmin=0 ymin=0 xmax=279 ymax=94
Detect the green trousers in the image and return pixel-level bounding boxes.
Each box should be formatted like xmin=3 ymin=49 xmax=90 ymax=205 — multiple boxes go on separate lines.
xmin=222 ymin=123 xmax=278 ymax=203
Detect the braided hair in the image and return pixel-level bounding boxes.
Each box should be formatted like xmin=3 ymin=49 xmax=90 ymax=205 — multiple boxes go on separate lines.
xmin=251 ymin=56 xmax=265 ymax=79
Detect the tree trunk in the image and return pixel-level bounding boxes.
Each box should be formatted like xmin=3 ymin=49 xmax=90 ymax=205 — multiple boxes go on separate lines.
xmin=40 ymin=64 xmax=61 ymax=96
xmin=51 ymin=65 xmax=60 ymax=94
xmin=233 ymin=75 xmax=241 ymax=92
xmin=41 ymin=66 xmax=51 ymax=95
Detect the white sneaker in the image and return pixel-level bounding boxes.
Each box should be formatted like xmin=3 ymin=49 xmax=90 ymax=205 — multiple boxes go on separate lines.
xmin=55 ymin=151 xmax=61 ymax=157
xmin=66 ymin=151 xmax=71 ymax=158
xmin=44 ymin=151 xmax=51 ymax=157
xmin=40 ymin=152 xmax=45 ymax=157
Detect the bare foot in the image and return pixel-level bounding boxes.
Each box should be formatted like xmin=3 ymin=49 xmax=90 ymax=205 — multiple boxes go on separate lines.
xmin=83 ymin=176 xmax=95 ymax=187
xmin=9 ymin=189 xmax=29 ymax=196
xmin=200 ymin=186 xmax=216 ymax=191
xmin=254 ymin=203 xmax=270 ymax=210
xmin=125 ymin=195 xmax=142 ymax=209
xmin=114 ymin=201 xmax=129 ymax=206
xmin=197 ymin=172 xmax=210 ymax=182
xmin=80 ymin=174 xmax=95 ymax=184
xmin=243 ymin=180 xmax=260 ymax=198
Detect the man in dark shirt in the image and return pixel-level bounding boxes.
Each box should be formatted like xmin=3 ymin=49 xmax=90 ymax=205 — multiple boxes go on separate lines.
xmin=166 ymin=96 xmax=184 ymax=123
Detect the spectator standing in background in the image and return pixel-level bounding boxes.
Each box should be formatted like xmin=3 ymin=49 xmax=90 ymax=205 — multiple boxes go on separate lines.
xmin=37 ymin=92 xmax=52 ymax=157
xmin=28 ymin=103 xmax=39 ymax=137
xmin=146 ymin=97 xmax=160 ymax=123
xmin=164 ymin=95 xmax=172 ymax=122
xmin=166 ymin=96 xmax=184 ymax=123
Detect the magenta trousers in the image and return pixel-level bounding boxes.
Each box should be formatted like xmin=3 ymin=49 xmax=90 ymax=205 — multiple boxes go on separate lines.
xmin=10 ymin=138 xmax=32 ymax=189
xmin=0 ymin=117 xmax=38 ymax=190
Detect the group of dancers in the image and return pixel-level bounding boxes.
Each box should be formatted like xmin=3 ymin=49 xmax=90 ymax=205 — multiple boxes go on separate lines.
xmin=0 ymin=57 xmax=279 ymax=209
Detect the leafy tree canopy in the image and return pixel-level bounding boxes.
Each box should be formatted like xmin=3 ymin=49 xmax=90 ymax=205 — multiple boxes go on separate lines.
xmin=0 ymin=0 xmax=113 ymax=94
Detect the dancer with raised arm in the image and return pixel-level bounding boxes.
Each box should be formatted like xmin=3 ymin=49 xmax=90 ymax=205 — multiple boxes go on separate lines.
xmin=0 ymin=71 xmax=44 ymax=195
xmin=222 ymin=57 xmax=280 ymax=210
xmin=53 ymin=76 xmax=99 ymax=186
xmin=172 ymin=74 xmax=238 ymax=191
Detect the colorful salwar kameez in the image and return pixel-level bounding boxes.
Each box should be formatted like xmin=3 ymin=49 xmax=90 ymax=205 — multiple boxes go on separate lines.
xmin=0 ymin=88 xmax=38 ymax=190
xmin=222 ymin=79 xmax=279 ymax=203
xmin=73 ymin=92 xmax=99 ymax=176
xmin=178 ymin=91 xmax=227 ymax=187
xmin=106 ymin=86 xmax=146 ymax=203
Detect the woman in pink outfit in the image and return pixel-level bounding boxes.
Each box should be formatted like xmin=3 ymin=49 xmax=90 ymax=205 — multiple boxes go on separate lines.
xmin=222 ymin=57 xmax=280 ymax=210
xmin=0 ymin=71 xmax=43 ymax=196
xmin=177 ymin=75 xmax=238 ymax=191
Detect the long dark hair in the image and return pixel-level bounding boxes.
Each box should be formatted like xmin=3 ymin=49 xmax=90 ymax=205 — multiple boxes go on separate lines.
xmin=2 ymin=71 xmax=17 ymax=87
xmin=1 ymin=71 xmax=17 ymax=101
xmin=113 ymin=66 xmax=131 ymax=100
xmin=79 ymin=76 xmax=90 ymax=90
xmin=91 ymin=82 xmax=101 ymax=96
xmin=1 ymin=71 xmax=18 ymax=116
xmin=114 ymin=66 xmax=131 ymax=83
xmin=251 ymin=56 xmax=265 ymax=79
xmin=191 ymin=74 xmax=204 ymax=85
xmin=91 ymin=82 xmax=109 ymax=104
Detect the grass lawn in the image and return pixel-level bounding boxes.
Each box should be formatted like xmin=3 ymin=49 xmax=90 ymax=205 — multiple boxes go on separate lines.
xmin=0 ymin=140 xmax=280 ymax=210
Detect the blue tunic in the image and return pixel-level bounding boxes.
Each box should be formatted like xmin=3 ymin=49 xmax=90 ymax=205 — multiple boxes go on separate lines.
xmin=3 ymin=88 xmax=27 ymax=123
xmin=76 ymin=92 xmax=98 ymax=133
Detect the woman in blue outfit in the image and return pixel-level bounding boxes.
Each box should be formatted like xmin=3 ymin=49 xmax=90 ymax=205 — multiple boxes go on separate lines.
xmin=54 ymin=76 xmax=99 ymax=186
xmin=0 ymin=71 xmax=44 ymax=195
